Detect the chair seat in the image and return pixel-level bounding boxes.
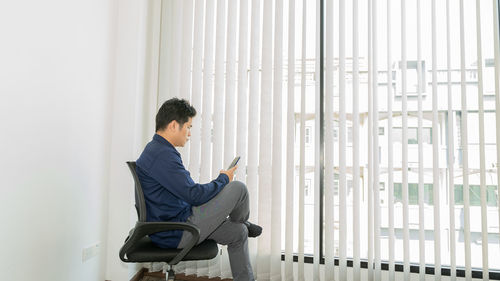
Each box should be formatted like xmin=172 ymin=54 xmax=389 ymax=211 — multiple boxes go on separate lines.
xmin=126 ymin=236 xmax=219 ymax=263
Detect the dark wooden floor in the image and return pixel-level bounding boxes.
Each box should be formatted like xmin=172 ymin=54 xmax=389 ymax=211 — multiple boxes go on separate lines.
xmin=140 ymin=276 xmax=164 ymax=281
xmin=137 ymin=270 xmax=233 ymax=281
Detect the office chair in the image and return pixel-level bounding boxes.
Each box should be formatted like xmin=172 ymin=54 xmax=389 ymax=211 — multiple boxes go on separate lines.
xmin=119 ymin=161 xmax=219 ymax=281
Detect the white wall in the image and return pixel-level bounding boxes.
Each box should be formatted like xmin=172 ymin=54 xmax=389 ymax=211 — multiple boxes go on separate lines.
xmin=0 ymin=0 xmax=160 ymax=279
xmin=0 ymin=0 xmax=120 ymax=280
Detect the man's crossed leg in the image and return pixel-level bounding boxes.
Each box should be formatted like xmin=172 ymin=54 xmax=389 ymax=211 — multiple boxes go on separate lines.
xmin=178 ymin=181 xmax=261 ymax=281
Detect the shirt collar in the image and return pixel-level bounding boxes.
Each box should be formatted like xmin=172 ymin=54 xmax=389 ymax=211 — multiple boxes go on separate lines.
xmin=153 ymin=133 xmax=176 ymax=150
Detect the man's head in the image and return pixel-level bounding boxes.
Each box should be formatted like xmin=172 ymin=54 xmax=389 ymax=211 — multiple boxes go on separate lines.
xmin=156 ymin=98 xmax=196 ymax=147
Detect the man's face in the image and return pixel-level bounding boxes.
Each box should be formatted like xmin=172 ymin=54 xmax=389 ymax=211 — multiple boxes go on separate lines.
xmin=174 ymin=117 xmax=192 ymax=147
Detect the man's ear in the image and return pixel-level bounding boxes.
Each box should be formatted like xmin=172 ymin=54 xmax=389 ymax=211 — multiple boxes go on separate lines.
xmin=166 ymin=120 xmax=177 ymax=131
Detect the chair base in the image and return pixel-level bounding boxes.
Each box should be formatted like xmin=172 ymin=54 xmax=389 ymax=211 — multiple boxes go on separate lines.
xmin=166 ymin=269 xmax=175 ymax=281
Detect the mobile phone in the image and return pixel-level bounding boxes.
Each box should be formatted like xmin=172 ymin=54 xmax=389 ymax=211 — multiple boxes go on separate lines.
xmin=227 ymin=156 xmax=241 ymax=169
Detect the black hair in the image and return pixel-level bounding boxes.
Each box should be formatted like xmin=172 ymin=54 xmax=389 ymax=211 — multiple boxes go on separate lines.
xmin=155 ymin=98 xmax=196 ymax=132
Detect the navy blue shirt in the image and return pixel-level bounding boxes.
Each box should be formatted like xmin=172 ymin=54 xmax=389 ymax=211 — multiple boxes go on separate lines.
xmin=136 ymin=134 xmax=229 ymax=248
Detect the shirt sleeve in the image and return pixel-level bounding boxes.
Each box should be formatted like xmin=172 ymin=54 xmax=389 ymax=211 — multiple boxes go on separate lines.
xmin=149 ymin=153 xmax=229 ymax=206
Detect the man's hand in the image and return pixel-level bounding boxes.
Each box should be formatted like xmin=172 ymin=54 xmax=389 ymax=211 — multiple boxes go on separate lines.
xmin=220 ymin=166 xmax=237 ymax=182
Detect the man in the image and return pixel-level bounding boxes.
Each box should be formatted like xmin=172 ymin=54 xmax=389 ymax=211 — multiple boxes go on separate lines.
xmin=136 ymin=98 xmax=261 ymax=281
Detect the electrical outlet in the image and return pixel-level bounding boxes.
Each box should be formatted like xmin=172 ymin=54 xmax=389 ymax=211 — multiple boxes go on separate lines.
xmin=82 ymin=242 xmax=100 ymax=262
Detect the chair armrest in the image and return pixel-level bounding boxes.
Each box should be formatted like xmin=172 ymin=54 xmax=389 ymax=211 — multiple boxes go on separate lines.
xmin=119 ymin=221 xmax=201 ymax=265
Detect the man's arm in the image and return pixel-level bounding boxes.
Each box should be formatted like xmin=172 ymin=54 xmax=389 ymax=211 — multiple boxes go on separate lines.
xmin=149 ymin=157 xmax=229 ymax=206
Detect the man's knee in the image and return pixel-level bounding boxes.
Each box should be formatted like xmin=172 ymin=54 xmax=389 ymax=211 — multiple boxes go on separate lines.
xmin=214 ymin=222 xmax=248 ymax=246
xmin=227 ymin=180 xmax=248 ymax=196
xmin=231 ymin=223 xmax=248 ymax=243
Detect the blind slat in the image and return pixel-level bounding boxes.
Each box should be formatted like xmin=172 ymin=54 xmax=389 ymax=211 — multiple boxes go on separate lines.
xmin=371 ymin=0 xmax=381 ymax=278
xmin=339 ymin=0 xmax=347 ymax=279
xmin=314 ymin=0 xmax=321 ymax=278
xmin=257 ymin=0 xmax=273 ymax=278
xmin=353 ymin=0 xmax=361 ymax=279
xmin=298 ymin=0 xmax=306 ymax=278
xmin=271 ymin=0 xmax=283 ymax=278
xmin=493 ymin=0 xmax=500 ymax=272
xmin=446 ymin=0 xmax=456 ymax=278
xmin=189 ymin=0 xmax=204 ymax=182
xmin=325 ymin=0 xmax=335 ymax=278
xmin=223 ymin=0 xmax=237 ymax=167
xmin=248 ymin=1 xmax=261 ymax=272
xmin=235 ymin=0 xmax=250 ymax=275
xmin=387 ymin=0 xmax=395 ymax=280
xmin=180 ymin=0 xmax=193 ymax=101
xmin=198 ymin=0 xmax=215 ymax=275
xmin=417 ymin=0 xmax=426 ymax=278
xmin=367 ymin=0 xmax=374 ymax=278
xmin=209 ymin=0 xmax=226 ymax=275
xmin=220 ymin=2 xmax=237 ymax=277
xmin=170 ymin=0 xmax=182 ymax=102
xmin=285 ymin=0 xmax=295 ymax=278
xmin=459 ymin=0 xmax=472 ymax=279
xmin=475 ymin=0 xmax=489 ymax=278
xmin=431 ymin=0 xmax=442 ymax=279
xmin=401 ymin=0 xmax=410 ymax=279
xmin=236 ymin=0 xmax=248 ymax=181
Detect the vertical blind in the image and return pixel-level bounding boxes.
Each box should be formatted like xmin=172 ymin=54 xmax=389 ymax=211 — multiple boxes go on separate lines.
xmin=156 ymin=0 xmax=500 ymax=280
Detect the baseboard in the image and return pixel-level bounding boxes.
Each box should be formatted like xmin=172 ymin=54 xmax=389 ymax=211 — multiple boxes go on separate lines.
xmin=130 ymin=268 xmax=148 ymax=281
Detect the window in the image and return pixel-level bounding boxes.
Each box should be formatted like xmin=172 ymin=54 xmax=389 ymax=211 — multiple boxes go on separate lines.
xmin=394 ymin=183 xmax=433 ymax=205
xmin=305 ymin=178 xmax=312 ymax=197
xmin=378 ymin=127 xmax=385 ymax=136
xmin=305 ymin=126 xmax=311 ymax=145
xmin=395 ymin=60 xmax=427 ymax=96
xmin=454 ymin=185 xmax=498 ymax=207
xmin=393 ymin=127 xmax=432 ymax=145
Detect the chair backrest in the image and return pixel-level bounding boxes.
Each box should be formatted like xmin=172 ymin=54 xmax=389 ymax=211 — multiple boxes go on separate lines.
xmin=126 ymin=161 xmax=147 ymax=222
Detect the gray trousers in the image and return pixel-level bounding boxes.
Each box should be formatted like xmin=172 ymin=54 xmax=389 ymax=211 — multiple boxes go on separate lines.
xmin=177 ymin=181 xmax=254 ymax=281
